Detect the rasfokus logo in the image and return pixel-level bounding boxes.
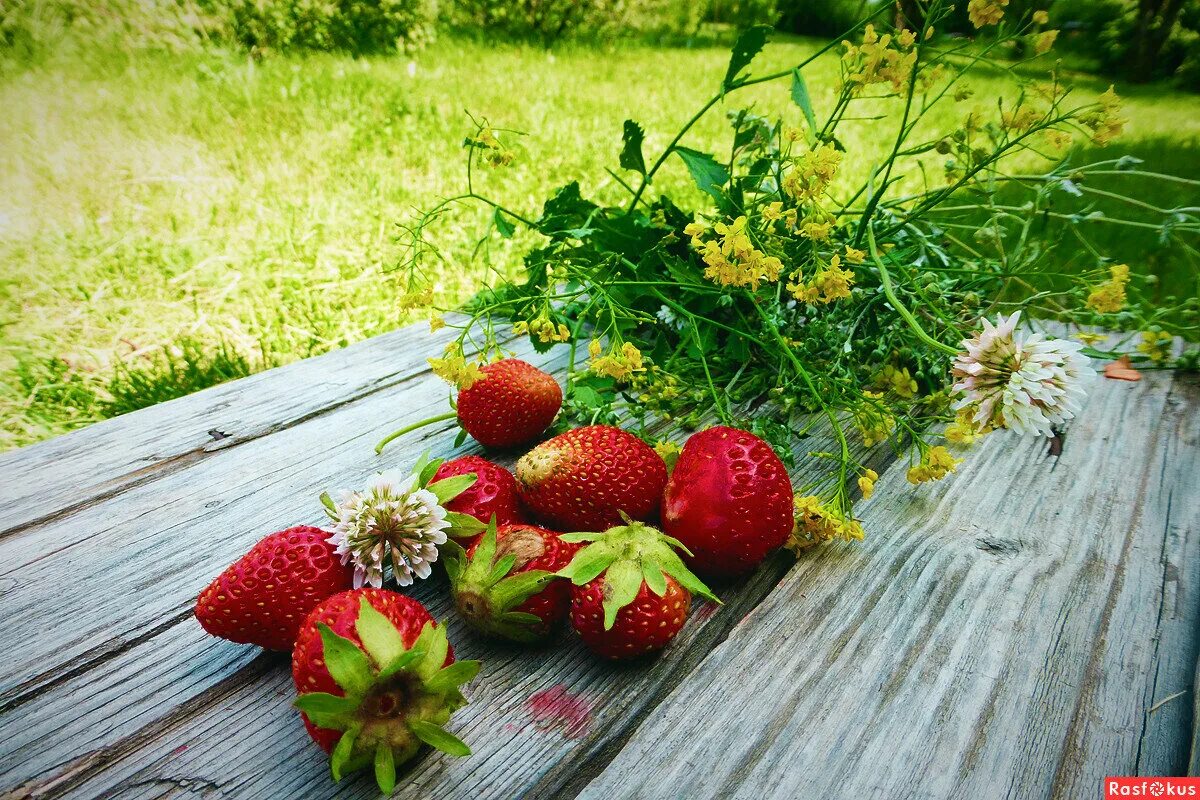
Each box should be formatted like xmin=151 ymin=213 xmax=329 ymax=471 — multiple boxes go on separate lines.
xmin=1106 ymin=778 xmax=1200 ymax=798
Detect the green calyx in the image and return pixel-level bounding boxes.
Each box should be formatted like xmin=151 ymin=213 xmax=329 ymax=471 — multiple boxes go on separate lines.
xmin=556 ymin=513 xmax=720 ymax=630
xmin=444 ymin=518 xmax=556 ymax=643
xmin=293 ymin=597 xmax=480 ymax=793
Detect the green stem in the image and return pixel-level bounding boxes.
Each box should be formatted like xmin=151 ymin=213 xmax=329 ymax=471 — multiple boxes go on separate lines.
xmin=867 ymin=227 xmax=960 ymax=357
xmin=375 ymin=411 xmax=458 ymax=455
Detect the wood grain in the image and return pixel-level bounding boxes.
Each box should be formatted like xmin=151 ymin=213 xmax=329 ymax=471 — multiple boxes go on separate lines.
xmin=577 ymin=363 xmax=1199 ymax=799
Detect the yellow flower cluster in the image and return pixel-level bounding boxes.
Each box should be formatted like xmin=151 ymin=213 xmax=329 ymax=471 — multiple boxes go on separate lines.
xmin=1082 ymin=86 xmax=1127 ymax=146
xmin=968 ymin=0 xmax=1008 ymax=28
xmin=1137 ymin=331 xmax=1173 ymax=362
xmin=1000 ymin=106 xmax=1042 ymax=134
xmin=787 ymin=254 xmax=855 ymax=304
xmin=788 ymin=495 xmax=865 ymax=551
xmin=855 ymin=391 xmax=895 ymax=447
xmin=589 ymin=340 xmax=646 ymax=382
xmin=1033 ymin=29 xmax=1059 ymax=56
xmin=906 ymin=445 xmax=962 ymax=484
xmin=513 ymin=317 xmax=571 ymax=343
xmin=878 ymin=365 xmax=918 ymax=399
xmin=1086 ymin=263 xmax=1130 ymax=313
xmin=841 ymin=24 xmax=917 ymax=94
xmin=944 ymin=408 xmax=987 ymax=446
xmin=632 ymin=366 xmax=684 ymax=409
xmin=470 ymin=125 xmax=514 ymax=167
xmin=782 ymin=144 xmax=843 ymax=203
xmin=1075 ymin=331 xmax=1107 ymax=345
xmin=429 ymin=342 xmax=484 ymax=390
xmin=398 ymin=289 xmax=433 ymax=310
xmin=1033 ymin=10 xmax=1050 ymax=24
xmin=653 ymin=439 xmax=681 ymax=466
xmin=857 ymin=468 xmax=879 ymax=500
xmin=686 ymin=216 xmax=784 ymax=290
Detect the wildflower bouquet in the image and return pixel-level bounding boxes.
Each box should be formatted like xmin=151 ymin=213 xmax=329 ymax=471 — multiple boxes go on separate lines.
xmin=398 ymin=0 xmax=1198 ymax=545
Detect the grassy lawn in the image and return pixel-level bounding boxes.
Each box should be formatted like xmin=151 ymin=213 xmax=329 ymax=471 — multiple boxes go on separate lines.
xmin=2 ymin=34 xmax=1199 ymax=449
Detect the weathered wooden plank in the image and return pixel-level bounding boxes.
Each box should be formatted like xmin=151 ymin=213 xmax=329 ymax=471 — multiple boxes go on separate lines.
xmin=576 ymin=363 xmax=1198 ymax=798
xmin=0 ymin=324 xmax=466 ymax=536
xmin=0 ymin=318 xmax=895 ymax=799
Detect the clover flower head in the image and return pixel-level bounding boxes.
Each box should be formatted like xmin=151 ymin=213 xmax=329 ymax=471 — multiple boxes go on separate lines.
xmin=952 ymin=311 xmax=1094 ymax=437
xmin=325 ymin=469 xmax=450 ymax=588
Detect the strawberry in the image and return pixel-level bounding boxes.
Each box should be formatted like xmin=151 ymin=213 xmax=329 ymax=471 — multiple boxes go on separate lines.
xmin=662 ymin=426 xmax=794 ymax=578
xmin=557 ymin=515 xmax=719 ymax=659
xmin=515 ymin=425 xmax=667 ymax=531
xmin=444 ymin=520 xmax=577 ymax=642
xmin=195 ymin=526 xmax=353 ymax=651
xmin=292 ymin=588 xmax=479 ymax=793
xmin=431 ymin=456 xmax=525 ymax=540
xmin=376 ymin=358 xmax=562 ymax=453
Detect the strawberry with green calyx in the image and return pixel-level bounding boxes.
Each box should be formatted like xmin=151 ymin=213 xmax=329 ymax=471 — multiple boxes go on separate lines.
xmin=431 ymin=456 xmax=526 ymax=541
xmin=376 ymin=357 xmax=562 ymax=454
xmin=321 ymin=452 xmax=488 ymax=589
xmin=444 ymin=519 xmax=578 ymax=642
xmin=557 ymin=514 xmax=720 ymax=659
xmin=292 ymin=589 xmax=479 ymax=793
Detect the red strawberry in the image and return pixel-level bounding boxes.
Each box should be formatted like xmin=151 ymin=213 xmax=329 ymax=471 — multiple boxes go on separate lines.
xmin=376 ymin=358 xmax=561 ymax=453
xmin=457 ymin=359 xmax=562 ymax=448
xmin=292 ymin=588 xmax=479 ymax=792
xmin=446 ymin=521 xmax=577 ymax=641
xmin=515 ymin=425 xmax=667 ymax=531
xmin=662 ymin=426 xmax=793 ymax=578
xmin=195 ymin=526 xmax=353 ymax=651
xmin=432 ymin=456 xmax=525 ymax=540
xmin=558 ymin=516 xmax=718 ymax=660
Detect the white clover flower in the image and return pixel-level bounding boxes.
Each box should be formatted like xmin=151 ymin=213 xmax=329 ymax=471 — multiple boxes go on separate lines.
xmin=325 ymin=469 xmax=450 ymax=588
xmin=952 ymin=311 xmax=1094 ymax=437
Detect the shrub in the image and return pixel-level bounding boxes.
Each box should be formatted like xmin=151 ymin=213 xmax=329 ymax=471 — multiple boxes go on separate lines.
xmin=224 ymin=0 xmax=437 ymax=54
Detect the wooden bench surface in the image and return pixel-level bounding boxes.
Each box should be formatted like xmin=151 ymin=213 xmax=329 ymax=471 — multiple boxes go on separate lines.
xmin=0 ymin=322 xmax=1196 ymax=799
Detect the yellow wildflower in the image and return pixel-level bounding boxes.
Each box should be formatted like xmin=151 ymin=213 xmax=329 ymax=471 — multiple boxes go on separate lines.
xmin=857 ymin=468 xmax=879 ymax=500
xmin=906 ymin=445 xmax=962 ymax=484
xmin=878 ymin=365 xmax=918 ymax=399
xmin=843 ymin=245 xmax=866 ymax=265
xmin=1033 ymin=9 xmax=1050 ymax=24
xmin=841 ymin=23 xmax=917 ymax=93
xmin=1075 ymin=332 xmax=1107 ymax=346
xmin=470 ymin=124 xmax=514 ymax=167
xmin=590 ymin=341 xmax=646 ymax=383
xmin=1086 ymin=263 xmax=1129 ymax=313
xmin=799 ymin=219 xmax=834 ymax=241
xmin=428 ymin=342 xmax=484 ymax=390
xmin=1033 ymin=29 xmax=1058 ymax=55
xmin=692 ymin=215 xmax=784 ymax=290
xmin=761 ymin=201 xmax=784 ymax=222
xmin=516 ymin=317 xmax=570 ymax=344
xmin=684 ymin=221 xmax=707 ymax=247
xmin=954 ymin=85 xmax=974 ymax=102
xmin=428 ymin=314 xmax=446 ymax=333
xmin=783 ymin=144 xmax=842 ymax=203
xmin=1082 ymin=86 xmax=1127 ymax=146
xmin=855 ymin=392 xmax=895 ymax=447
xmin=1043 ymin=129 xmax=1073 ymax=150
xmin=398 ymin=289 xmax=434 ymax=310
xmin=968 ymin=0 xmax=1008 ymax=28
xmin=788 ymin=495 xmax=866 ymax=551
xmin=1001 ymin=106 xmax=1042 ymax=133
xmin=654 ymin=439 xmax=681 ymax=464
xmin=1137 ymin=331 xmax=1173 ymax=363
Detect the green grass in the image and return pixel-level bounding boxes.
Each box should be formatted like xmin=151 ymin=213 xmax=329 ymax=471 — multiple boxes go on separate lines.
xmin=2 ymin=34 xmax=1199 ymax=449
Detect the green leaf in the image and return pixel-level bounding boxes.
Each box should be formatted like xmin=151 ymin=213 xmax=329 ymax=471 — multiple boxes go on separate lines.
xmin=409 ymin=719 xmax=471 ymax=757
xmin=446 ymin=512 xmax=487 ymax=538
xmin=330 ymin=724 xmax=361 ymax=782
xmin=499 ymin=611 xmax=544 ymax=626
xmin=428 ymin=473 xmax=477 ymax=504
xmin=472 ymin=519 xmax=498 ymax=571
xmin=655 ymin=549 xmax=721 ymax=604
xmin=602 ymin=560 xmax=644 ymax=630
xmin=319 ymin=491 xmax=337 ymax=520
xmin=374 ymin=744 xmax=396 ymax=794
xmin=619 ymin=120 xmax=646 ymax=175
xmin=378 ymin=647 xmax=426 ymax=681
xmin=557 ymin=532 xmax=603 ymax=543
xmin=790 ymin=68 xmax=818 ymax=138
xmin=294 ymin=692 xmax=357 ymax=729
xmin=492 ymin=569 xmax=554 ymax=611
xmin=453 ymin=427 xmax=469 ymax=448
xmin=413 ymin=451 xmax=437 ymax=486
xmin=556 ymin=546 xmax=616 ymax=586
xmin=355 ymin=597 xmax=406 ymax=669
xmin=674 ymin=147 xmax=730 ymax=204
xmin=426 ymin=660 xmax=482 ymax=694
xmin=642 ymin=561 xmax=667 ymax=596
xmin=413 ymin=622 xmax=450 ymax=680
xmin=487 ymin=554 xmax=518 ymax=585
xmin=494 ymin=207 xmax=515 ymax=239
xmin=724 ymin=25 xmax=772 ymax=89
xmin=318 ymin=624 xmax=372 ymax=697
